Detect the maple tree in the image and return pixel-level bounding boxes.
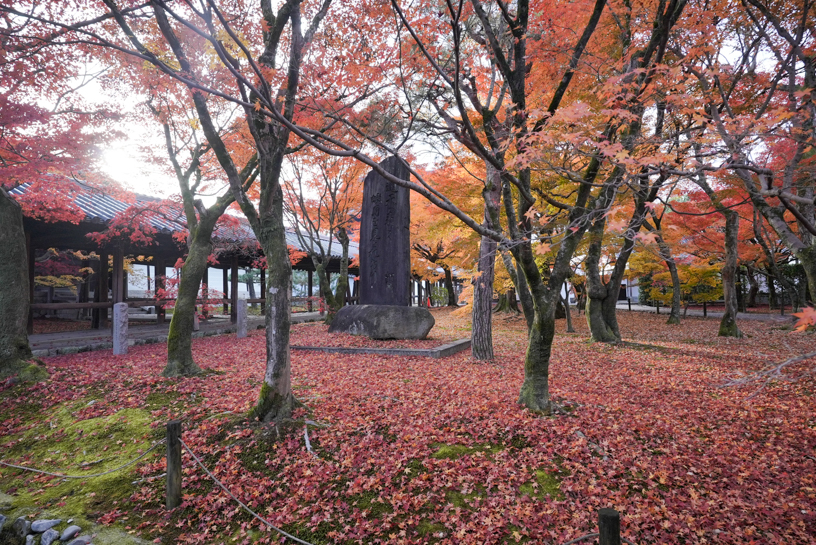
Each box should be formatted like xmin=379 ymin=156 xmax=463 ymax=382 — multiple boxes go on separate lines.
xmin=314 ymin=0 xmax=690 ymax=411
xmin=0 ymin=7 xmax=118 ymax=381
xmin=144 ymin=92 xmax=257 ymax=377
xmin=410 ymin=161 xmax=482 ymax=309
xmin=0 ymin=0 xmax=372 ymax=421
xmin=283 ymin=151 xmax=364 ymax=322
xmin=674 ymin=0 xmax=816 ymax=307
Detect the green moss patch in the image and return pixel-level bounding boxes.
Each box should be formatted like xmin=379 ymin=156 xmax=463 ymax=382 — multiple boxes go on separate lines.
xmin=0 ymin=407 xmax=162 ymax=541
xmin=348 ymin=490 xmax=394 ymax=516
xmin=144 ymin=389 xmax=184 ymax=410
xmin=430 ymin=442 xmax=504 ymax=460
xmin=518 ymin=469 xmax=564 ymax=501
xmin=416 ymin=520 xmax=447 ymax=539
xmin=445 ymin=485 xmax=486 ymax=509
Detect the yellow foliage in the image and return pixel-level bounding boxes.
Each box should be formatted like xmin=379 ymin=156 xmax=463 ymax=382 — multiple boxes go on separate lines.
xmin=35 ymin=275 xmax=82 ymax=291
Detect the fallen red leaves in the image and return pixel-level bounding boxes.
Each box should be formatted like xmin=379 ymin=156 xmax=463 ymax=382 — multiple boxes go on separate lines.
xmin=290 ymin=321 xmax=461 ymax=350
xmin=1 ymin=309 xmax=814 ymax=544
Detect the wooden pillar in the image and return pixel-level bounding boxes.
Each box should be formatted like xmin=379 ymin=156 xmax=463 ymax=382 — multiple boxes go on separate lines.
xmin=94 ymin=251 xmax=109 ymax=329
xmin=352 ymin=277 xmax=358 ymax=304
xmin=26 ymin=232 xmax=34 ymax=334
xmin=260 ymin=268 xmax=266 ymax=314
xmin=155 ymin=258 xmax=166 ymax=324
xmin=230 ymin=257 xmax=238 ymax=324
xmin=79 ymin=259 xmax=90 ymax=319
xmin=111 ymin=247 xmax=124 ymax=304
xmin=307 ymin=269 xmax=313 ymax=311
xmin=222 ymin=267 xmax=229 ymax=315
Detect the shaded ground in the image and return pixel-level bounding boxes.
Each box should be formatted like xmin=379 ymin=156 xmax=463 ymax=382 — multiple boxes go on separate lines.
xmin=1 ymin=309 xmax=814 ymax=544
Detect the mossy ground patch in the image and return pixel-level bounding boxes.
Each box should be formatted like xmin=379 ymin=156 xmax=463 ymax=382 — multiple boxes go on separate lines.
xmin=0 ymin=407 xmax=162 ymax=543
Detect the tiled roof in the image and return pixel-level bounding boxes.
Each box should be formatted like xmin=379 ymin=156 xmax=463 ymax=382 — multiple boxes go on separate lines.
xmin=11 ymin=179 xmax=358 ymax=260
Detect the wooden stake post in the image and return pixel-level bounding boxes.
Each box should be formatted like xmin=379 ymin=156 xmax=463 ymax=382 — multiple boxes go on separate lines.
xmin=166 ymin=420 xmax=182 ymax=509
xmin=598 ymin=508 xmax=621 ymax=545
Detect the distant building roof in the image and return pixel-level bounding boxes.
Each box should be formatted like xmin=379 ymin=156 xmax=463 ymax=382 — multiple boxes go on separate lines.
xmin=11 ymin=179 xmax=358 ymax=261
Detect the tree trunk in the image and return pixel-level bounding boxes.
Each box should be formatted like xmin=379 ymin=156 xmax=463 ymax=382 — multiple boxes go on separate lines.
xmin=494 ymin=290 xmax=519 ymax=313
xmin=799 ymin=245 xmax=816 ymax=306
xmin=718 ymin=210 xmax=743 ymax=337
xmin=573 ymin=283 xmax=586 ymax=314
xmin=0 ymin=189 xmax=45 ymax=381
xmin=246 ymin=270 xmax=257 ymax=308
xmin=584 ymin=188 xmax=625 ymax=343
xmin=472 ymin=235 xmax=497 ymax=359
xmin=443 ymin=266 xmax=457 ymax=306
xmin=585 ymin=238 xmax=620 ymax=344
xmin=499 ymin=250 xmax=533 ymax=330
xmin=665 ymin=259 xmax=682 ymax=325
xmin=250 ymin=143 xmax=297 ymax=423
xmin=314 ymin=261 xmax=338 ymax=324
xmin=472 ymin=164 xmax=501 ymax=360
xmin=767 ymin=267 xmax=778 ymax=308
xmin=507 ymin=288 xmax=520 ymax=313
xmin=517 ymin=292 xmax=556 ymax=414
xmin=562 ymin=289 xmax=575 ymax=333
xmin=493 ymin=292 xmax=508 ymax=312
xmin=656 ymin=236 xmax=681 ymax=325
xmin=164 ymin=230 xmax=211 ymax=377
xmin=746 ymin=266 xmax=759 ymax=307
xmin=333 ymin=226 xmax=351 ymax=311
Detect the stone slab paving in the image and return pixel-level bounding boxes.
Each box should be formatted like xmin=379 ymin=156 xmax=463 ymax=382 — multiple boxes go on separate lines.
xmin=291 ymin=338 xmax=471 ymax=359
xmin=613 ymin=302 xmax=798 ymax=323
xmin=30 ymin=313 xmax=324 ymax=357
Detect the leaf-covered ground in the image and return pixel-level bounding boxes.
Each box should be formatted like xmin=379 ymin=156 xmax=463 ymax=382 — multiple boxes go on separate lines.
xmin=1 ymin=309 xmax=814 ymax=544
xmin=290 ymin=319 xmax=462 ymax=349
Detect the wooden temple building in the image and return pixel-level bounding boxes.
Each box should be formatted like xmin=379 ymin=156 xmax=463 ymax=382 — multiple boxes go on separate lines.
xmin=12 ymin=181 xmax=359 ymax=332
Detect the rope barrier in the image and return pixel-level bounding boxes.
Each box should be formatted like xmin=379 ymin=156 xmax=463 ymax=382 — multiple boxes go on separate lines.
xmin=1 ymin=428 xmax=639 ymax=545
xmin=557 ymin=533 xmax=636 ymax=545
xmin=180 ymin=439 xmax=318 ymax=545
xmin=0 ymin=440 xmax=165 ymax=479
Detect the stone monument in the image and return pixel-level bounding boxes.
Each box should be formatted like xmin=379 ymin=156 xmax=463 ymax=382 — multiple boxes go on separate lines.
xmin=358 ymin=155 xmax=412 ymax=305
xmin=329 ymin=156 xmax=434 ymax=339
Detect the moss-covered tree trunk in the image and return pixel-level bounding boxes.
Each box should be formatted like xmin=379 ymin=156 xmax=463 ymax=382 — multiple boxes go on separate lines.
xmin=516 ymin=276 xmax=557 ymax=414
xmin=0 ymin=189 xmax=45 ymax=381
xmin=718 ymin=210 xmax=743 ymax=337
xmin=314 ymin=261 xmax=337 ymax=322
xmin=494 ymin=290 xmax=520 ymax=314
xmin=585 ymin=174 xmax=653 ymax=342
xmin=333 ymin=226 xmax=350 ymax=316
xmin=250 ymin=152 xmax=297 ymax=422
xmin=163 ymin=230 xmax=212 ymax=377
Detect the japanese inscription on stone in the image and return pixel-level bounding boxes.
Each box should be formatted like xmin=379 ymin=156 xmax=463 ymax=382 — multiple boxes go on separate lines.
xmin=359 ymin=156 xmax=411 ymax=306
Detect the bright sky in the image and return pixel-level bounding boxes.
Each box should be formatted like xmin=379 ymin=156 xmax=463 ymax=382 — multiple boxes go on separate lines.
xmin=101 ymin=136 xmax=179 ymax=198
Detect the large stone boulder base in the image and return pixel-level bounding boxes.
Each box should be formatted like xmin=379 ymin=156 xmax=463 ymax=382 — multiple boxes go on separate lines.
xmin=329 ymin=305 xmax=435 ymax=340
